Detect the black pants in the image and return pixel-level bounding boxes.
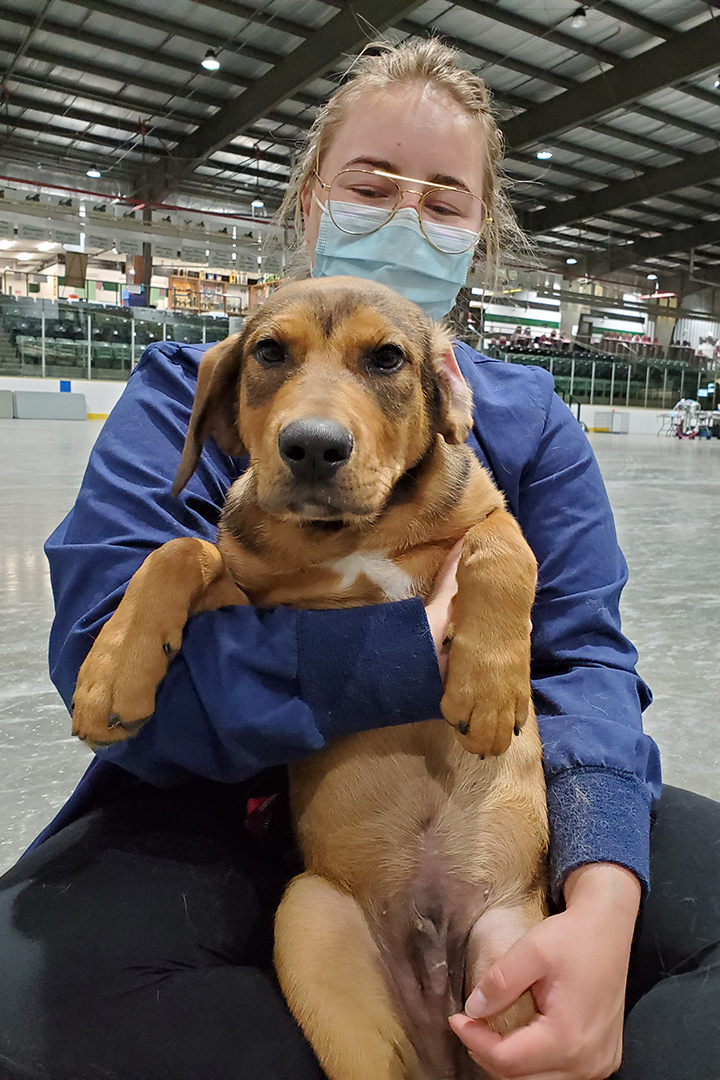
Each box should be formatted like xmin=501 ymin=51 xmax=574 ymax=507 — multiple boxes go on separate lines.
xmin=0 ymin=782 xmax=718 ymax=1080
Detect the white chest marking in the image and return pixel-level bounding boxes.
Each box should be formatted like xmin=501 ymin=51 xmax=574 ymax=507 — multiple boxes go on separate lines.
xmin=330 ymin=552 xmax=417 ymax=601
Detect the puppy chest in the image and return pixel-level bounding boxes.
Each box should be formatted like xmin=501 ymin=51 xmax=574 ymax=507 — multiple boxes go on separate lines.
xmin=329 ymin=552 xmax=417 ymax=602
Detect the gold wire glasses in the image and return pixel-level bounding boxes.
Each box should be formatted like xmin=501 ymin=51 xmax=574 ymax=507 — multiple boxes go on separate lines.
xmin=314 ymin=167 xmax=489 ymax=254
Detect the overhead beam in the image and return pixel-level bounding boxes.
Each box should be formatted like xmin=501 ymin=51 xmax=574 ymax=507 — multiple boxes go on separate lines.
xmin=61 ymin=0 xmax=281 ymax=67
xmin=0 ymin=5 xmax=251 ymax=88
xmin=189 ymin=0 xmax=314 ymax=41
xmin=140 ymin=0 xmax=427 ymax=202
xmin=593 ymin=0 xmax=673 ymax=40
xmin=678 ymin=83 xmax=720 ymax=109
xmin=5 ymin=112 xmax=291 ymax=188
xmin=420 ymin=14 xmax=720 ymax=161
xmin=524 ymin=147 xmax=720 ymax=234
xmin=450 ymin=0 xmax=620 ymax=67
xmin=632 ymin=103 xmax=719 ymax=143
xmin=2 ymin=114 xmax=159 ymax=155
xmin=589 ymin=122 xmax=687 ymax=161
xmin=10 ymin=42 xmax=230 ymax=108
xmin=5 ymin=87 xmax=293 ymax=170
xmin=5 ymin=93 xmax=190 ymax=143
xmin=587 ymin=218 xmax=720 ymax=276
xmin=0 ymin=134 xmax=285 ymax=208
xmin=0 ymin=134 xmax=139 ymax=180
xmin=6 ymin=71 xmax=214 ymax=128
xmin=501 ymin=18 xmax=720 ymax=152
xmin=400 ymin=20 xmax=574 ymax=89
xmin=451 ymin=43 xmax=720 ymax=147
xmin=429 ymin=4 xmax=720 ymax=147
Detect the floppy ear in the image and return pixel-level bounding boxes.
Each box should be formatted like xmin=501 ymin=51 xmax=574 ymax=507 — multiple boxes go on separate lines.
xmin=431 ymin=326 xmax=474 ymax=445
xmin=172 ymin=334 xmax=246 ymax=496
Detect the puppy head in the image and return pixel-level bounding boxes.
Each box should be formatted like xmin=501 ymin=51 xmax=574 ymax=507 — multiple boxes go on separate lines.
xmin=173 ymin=276 xmax=473 ymax=520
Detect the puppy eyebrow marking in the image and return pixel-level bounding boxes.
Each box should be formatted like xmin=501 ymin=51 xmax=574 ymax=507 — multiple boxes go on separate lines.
xmin=315 ymin=293 xmax=360 ymax=337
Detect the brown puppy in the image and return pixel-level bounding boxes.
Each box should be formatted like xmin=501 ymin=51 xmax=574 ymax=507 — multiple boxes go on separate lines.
xmin=72 ymin=276 xmax=548 ymax=1080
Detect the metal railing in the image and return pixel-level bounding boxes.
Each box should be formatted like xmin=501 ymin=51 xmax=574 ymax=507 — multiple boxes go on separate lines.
xmin=485 ymin=339 xmax=711 ymax=411
xmin=0 ymin=295 xmax=232 ymax=381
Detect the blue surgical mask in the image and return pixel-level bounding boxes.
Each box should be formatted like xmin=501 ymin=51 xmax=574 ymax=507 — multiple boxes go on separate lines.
xmin=311 ymin=198 xmax=476 ymax=320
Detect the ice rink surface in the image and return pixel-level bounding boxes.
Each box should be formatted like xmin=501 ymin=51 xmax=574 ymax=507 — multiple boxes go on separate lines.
xmin=1 ymin=417 xmax=718 ymax=873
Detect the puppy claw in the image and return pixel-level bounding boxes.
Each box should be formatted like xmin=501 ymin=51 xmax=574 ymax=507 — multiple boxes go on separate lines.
xmin=122 ymin=717 xmax=151 ymax=736
xmin=106 ymin=715 xmax=150 ymax=735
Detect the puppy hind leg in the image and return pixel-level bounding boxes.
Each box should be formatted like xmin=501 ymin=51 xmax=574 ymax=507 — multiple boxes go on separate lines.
xmin=463 ymin=892 xmax=547 ymax=1035
xmin=274 ymin=874 xmax=426 ymax=1080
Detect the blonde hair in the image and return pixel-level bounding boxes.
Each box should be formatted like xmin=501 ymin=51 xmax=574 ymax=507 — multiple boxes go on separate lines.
xmin=279 ymin=36 xmax=526 ymax=283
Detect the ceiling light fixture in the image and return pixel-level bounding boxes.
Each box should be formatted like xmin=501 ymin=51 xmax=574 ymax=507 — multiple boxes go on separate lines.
xmin=536 ymin=150 xmax=553 ymax=160
xmin=202 ymin=49 xmax=220 ymax=71
xmin=17 ymin=252 xmax=32 ymax=261
xmin=646 ymin=273 xmax=658 ymax=280
xmin=251 ymin=199 xmax=265 ymax=209
xmin=37 ymin=241 xmax=56 ymax=251
xmin=571 ymin=6 xmax=588 ymax=30
xmin=86 ymin=166 xmax=102 ymax=178
xmin=714 ymin=72 xmax=720 ymax=88
xmin=0 ymin=239 xmax=14 ymax=250
xmin=566 ymin=257 xmax=578 ymax=265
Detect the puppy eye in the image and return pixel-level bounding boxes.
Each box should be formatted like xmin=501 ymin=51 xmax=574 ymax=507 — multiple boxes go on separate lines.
xmin=254 ymin=338 xmax=285 ymax=366
xmin=369 ymin=344 xmax=406 ymax=373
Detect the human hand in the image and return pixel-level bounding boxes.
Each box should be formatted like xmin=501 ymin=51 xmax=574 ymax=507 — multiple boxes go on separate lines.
xmin=448 ymin=864 xmax=641 ymax=1080
xmin=424 ymin=538 xmax=464 ymax=679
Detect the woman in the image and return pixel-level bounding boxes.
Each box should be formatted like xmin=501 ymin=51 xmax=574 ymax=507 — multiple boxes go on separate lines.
xmin=1 ymin=38 xmax=718 ymax=1080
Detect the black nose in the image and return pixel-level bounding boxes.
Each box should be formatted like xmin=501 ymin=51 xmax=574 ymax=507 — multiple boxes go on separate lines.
xmin=278 ymin=418 xmax=353 ymax=482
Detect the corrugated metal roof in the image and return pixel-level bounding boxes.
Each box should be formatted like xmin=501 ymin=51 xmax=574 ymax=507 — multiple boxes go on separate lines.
xmin=1 ymin=0 xmax=719 ymax=284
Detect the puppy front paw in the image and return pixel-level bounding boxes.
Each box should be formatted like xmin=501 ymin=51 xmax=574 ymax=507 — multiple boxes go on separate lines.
xmin=441 ymin=640 xmax=530 ymax=757
xmin=71 ymin=619 xmax=181 ymax=747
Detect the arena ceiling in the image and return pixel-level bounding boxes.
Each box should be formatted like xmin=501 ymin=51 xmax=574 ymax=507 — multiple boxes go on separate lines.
xmin=1 ymin=0 xmax=720 ymax=290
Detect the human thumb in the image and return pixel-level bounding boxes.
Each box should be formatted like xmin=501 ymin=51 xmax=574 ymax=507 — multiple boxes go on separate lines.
xmin=464 ymin=936 xmax=543 ymax=1020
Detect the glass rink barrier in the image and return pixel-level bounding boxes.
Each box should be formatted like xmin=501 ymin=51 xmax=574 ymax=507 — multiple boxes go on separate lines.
xmin=0 ymin=295 xmax=230 ymax=382
xmin=485 ymin=340 xmax=713 ymax=412
xmin=1 ymin=293 xmax=711 ymax=411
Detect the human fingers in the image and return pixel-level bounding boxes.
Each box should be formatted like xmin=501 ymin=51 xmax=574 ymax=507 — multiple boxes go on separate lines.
xmin=424 ymin=537 xmax=464 ymax=658
xmin=449 ymin=1011 xmax=619 ymax=1080
xmin=427 ymin=537 xmax=464 ymax=605
xmin=464 ymin=929 xmax=546 ymax=1021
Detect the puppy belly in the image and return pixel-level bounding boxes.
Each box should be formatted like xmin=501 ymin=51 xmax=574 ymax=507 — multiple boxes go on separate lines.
xmin=369 ymin=836 xmax=489 ymax=1080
